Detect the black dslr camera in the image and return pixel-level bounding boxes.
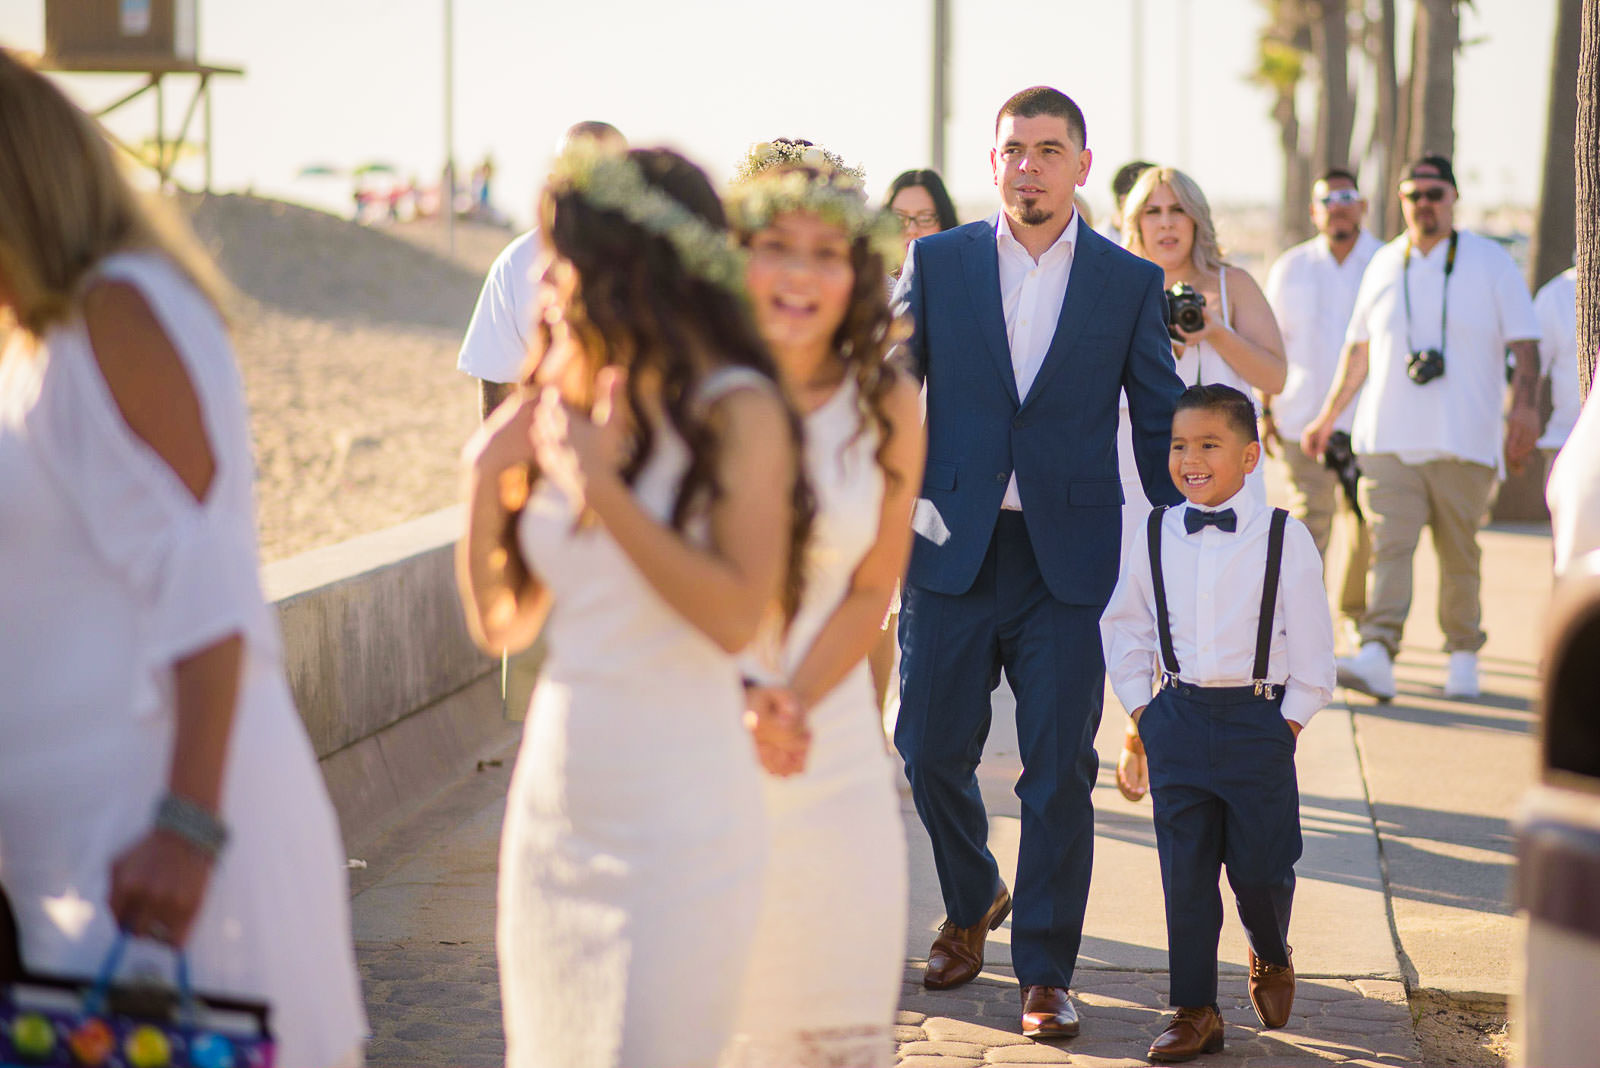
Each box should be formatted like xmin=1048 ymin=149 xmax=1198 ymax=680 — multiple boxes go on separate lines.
xmin=1406 ymin=347 xmax=1445 ymax=385
xmin=1164 ymin=283 xmax=1207 ymax=341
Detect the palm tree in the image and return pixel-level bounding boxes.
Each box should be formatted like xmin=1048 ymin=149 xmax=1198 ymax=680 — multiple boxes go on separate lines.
xmin=1578 ymin=0 xmax=1599 ymax=398
xmin=1408 ymin=0 xmax=1458 ymax=158
xmin=1531 ymin=0 xmax=1582 ymax=295
xmin=1363 ymin=0 xmax=1403 ymax=237
xmin=1254 ymin=0 xmax=1315 ymax=249
xmin=1311 ymin=0 xmax=1354 ymax=179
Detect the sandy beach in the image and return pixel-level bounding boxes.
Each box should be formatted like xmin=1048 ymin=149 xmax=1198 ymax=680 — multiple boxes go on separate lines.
xmin=177 ymin=194 xmax=515 ymax=562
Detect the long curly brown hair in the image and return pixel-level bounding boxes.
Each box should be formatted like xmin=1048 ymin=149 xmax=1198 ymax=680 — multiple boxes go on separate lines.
xmin=524 ymin=147 xmax=813 ymax=621
xmin=731 ymin=161 xmax=906 ymax=493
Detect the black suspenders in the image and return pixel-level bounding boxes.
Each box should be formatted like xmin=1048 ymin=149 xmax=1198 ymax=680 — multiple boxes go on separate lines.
xmin=1147 ymin=505 xmax=1290 ymax=697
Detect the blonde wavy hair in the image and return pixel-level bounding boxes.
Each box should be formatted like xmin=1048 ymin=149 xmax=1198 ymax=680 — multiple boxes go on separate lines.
xmin=0 ymin=48 xmax=227 ymax=341
xmin=1121 ymin=165 xmax=1227 ymax=276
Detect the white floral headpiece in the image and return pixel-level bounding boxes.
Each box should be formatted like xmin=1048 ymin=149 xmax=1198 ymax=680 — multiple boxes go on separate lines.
xmin=727 ymin=147 xmax=904 ymax=267
xmin=547 ymin=143 xmax=746 ymax=293
xmin=733 ymin=139 xmax=866 ymax=185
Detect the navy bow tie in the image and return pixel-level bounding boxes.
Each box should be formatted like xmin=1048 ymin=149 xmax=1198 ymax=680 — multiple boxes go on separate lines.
xmin=1184 ymin=507 xmax=1237 ymax=534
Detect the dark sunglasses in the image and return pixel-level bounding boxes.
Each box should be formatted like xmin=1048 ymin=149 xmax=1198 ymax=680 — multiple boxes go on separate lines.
xmin=1401 ymin=187 xmax=1449 ymax=204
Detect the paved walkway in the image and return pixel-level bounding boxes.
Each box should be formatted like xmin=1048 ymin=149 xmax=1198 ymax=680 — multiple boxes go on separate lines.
xmin=347 ymin=521 xmax=1544 ymax=1065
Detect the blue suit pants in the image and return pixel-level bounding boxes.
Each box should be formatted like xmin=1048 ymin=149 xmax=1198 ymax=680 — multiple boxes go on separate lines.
xmin=1141 ymin=682 xmax=1301 ymax=1008
xmin=895 ymin=512 xmax=1104 ymax=987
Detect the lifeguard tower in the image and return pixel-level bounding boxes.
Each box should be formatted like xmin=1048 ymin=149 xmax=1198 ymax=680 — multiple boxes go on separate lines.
xmin=37 ymin=0 xmax=241 ymax=190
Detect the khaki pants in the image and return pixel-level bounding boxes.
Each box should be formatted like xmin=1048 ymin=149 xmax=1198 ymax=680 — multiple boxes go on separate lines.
xmin=1356 ymin=453 xmax=1497 ymax=656
xmin=1276 ymin=440 xmax=1371 ymax=621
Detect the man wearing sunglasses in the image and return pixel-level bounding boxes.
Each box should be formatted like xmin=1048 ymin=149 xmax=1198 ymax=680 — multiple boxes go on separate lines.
xmin=1301 ymin=156 xmax=1541 ymax=702
xmin=1263 ymin=168 xmax=1381 ymax=655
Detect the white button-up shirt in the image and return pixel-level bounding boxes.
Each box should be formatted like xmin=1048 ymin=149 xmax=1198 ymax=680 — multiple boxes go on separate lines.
xmin=1535 ymin=267 xmax=1580 ymax=451
xmin=1099 ymin=487 xmax=1336 ymax=726
xmin=1265 ymin=230 xmax=1382 ymax=438
xmin=996 ymin=209 xmax=1078 ymax=510
xmin=1344 ymin=229 xmax=1540 ymax=471
xmin=457 ymin=228 xmax=542 ymax=384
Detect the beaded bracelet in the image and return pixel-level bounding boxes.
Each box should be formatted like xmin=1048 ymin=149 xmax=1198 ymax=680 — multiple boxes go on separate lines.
xmin=153 ymin=793 xmax=230 ymax=861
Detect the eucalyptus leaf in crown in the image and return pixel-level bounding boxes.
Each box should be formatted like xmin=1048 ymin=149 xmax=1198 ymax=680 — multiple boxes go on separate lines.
xmin=728 ymin=150 xmax=904 ymax=268
xmin=547 ymin=143 xmax=747 ymax=294
xmin=733 ymin=140 xmax=866 ymax=185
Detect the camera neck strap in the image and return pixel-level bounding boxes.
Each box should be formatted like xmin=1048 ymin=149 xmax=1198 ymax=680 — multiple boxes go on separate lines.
xmin=1402 ymin=228 xmax=1458 ymax=360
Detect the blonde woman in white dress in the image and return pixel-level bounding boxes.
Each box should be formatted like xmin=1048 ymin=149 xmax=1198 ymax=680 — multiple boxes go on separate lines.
xmin=722 ymin=141 xmax=925 ymax=1067
xmin=0 ymin=50 xmax=365 ymax=1066
xmin=456 ymin=145 xmax=810 ymax=1068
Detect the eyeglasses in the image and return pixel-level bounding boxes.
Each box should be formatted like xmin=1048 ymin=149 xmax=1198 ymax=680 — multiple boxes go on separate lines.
xmin=1318 ymin=189 xmax=1364 ymax=207
xmin=1401 ymin=187 xmax=1449 ymax=204
xmin=893 ymin=210 xmax=942 ymax=230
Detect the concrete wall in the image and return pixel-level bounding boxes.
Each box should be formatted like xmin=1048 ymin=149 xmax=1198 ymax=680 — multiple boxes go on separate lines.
xmin=262 ymin=507 xmax=519 ymax=852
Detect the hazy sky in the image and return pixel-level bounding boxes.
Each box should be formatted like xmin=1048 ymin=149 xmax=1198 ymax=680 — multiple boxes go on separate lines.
xmin=0 ymin=1 xmax=1560 ymax=229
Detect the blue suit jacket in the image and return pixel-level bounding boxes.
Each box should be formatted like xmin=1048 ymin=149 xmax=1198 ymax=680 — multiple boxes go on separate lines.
xmin=894 ymin=217 xmax=1184 ymax=607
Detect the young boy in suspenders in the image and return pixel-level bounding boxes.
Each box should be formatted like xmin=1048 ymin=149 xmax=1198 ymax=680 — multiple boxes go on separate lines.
xmin=1101 ymin=384 xmax=1336 ymax=1063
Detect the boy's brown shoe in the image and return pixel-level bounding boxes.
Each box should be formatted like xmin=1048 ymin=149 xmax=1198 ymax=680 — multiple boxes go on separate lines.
xmin=1248 ymin=947 xmax=1295 ymax=1029
xmin=1148 ymin=1005 xmax=1225 ymax=1062
xmin=923 ymin=884 xmax=1011 ymax=989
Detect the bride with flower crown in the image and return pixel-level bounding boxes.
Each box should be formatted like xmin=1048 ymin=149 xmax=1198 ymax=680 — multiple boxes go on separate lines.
xmin=722 ymin=139 xmax=926 ymax=1068
xmin=456 ymin=145 xmax=810 ymax=1068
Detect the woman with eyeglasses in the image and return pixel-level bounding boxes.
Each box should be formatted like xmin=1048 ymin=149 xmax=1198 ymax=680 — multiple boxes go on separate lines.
xmin=869 ymin=169 xmax=956 ymax=725
xmin=883 ymin=169 xmax=960 ymax=275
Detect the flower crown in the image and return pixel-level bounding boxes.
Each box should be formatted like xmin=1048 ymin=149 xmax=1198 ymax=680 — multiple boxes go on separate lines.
xmin=547 ymin=143 xmax=746 ymax=293
xmin=727 ymin=146 xmax=904 ymax=266
xmin=733 ymin=139 xmax=866 ymax=185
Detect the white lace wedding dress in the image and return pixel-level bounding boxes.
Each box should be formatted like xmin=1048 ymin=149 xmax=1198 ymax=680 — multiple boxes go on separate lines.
xmin=725 ymin=378 xmax=909 ymax=1067
xmin=501 ymin=369 xmax=771 ymax=1068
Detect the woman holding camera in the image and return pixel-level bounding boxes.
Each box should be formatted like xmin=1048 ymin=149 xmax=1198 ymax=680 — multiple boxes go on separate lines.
xmin=1122 ymin=166 xmax=1286 ymax=401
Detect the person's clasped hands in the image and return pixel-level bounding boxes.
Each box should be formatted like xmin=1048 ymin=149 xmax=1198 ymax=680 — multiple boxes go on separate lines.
xmin=744 ymin=684 xmax=811 ymax=778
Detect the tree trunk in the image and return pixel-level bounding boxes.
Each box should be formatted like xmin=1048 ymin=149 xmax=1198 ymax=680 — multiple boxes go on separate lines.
xmin=1367 ymin=0 xmax=1402 ymax=237
xmin=1276 ymin=88 xmax=1315 ymax=248
xmin=1409 ymin=0 xmax=1457 ymax=159
xmin=1312 ymin=0 xmax=1353 ymax=176
xmin=1532 ymin=0 xmax=1582 ymax=294
xmin=1578 ymin=0 xmax=1600 ymax=399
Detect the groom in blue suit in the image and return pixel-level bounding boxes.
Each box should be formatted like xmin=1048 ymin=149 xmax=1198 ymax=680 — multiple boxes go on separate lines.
xmin=893 ymin=87 xmax=1183 ymax=1039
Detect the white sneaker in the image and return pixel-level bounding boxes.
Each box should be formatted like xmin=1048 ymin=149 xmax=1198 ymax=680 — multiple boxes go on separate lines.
xmin=1444 ymin=651 xmax=1480 ymax=698
xmin=1336 ymin=641 xmax=1397 ymax=701
xmin=1337 ymin=618 xmax=1363 ymax=656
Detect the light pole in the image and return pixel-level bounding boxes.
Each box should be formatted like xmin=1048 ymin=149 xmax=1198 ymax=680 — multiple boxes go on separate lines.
xmin=444 ymin=0 xmax=456 ymax=256
xmin=931 ymin=0 xmax=949 ymax=175
xmin=1131 ymin=0 xmax=1144 ymax=156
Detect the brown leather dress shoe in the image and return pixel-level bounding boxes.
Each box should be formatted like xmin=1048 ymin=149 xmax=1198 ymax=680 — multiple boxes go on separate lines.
xmin=1248 ymin=946 xmax=1295 ymax=1029
xmin=923 ymin=884 xmax=1011 ymax=990
xmin=1020 ymin=985 xmax=1080 ymax=1039
xmin=1148 ymin=1005 xmax=1224 ymax=1063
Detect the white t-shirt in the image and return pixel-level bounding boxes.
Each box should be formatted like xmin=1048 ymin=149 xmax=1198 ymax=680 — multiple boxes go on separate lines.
xmin=1548 ymin=387 xmax=1600 ymax=577
xmin=1265 ymin=230 xmax=1382 ymax=437
xmin=456 ymin=228 xmax=542 ymax=384
xmin=1535 ymin=267 xmax=1580 ymax=450
xmin=1344 ymin=229 xmax=1540 ymax=471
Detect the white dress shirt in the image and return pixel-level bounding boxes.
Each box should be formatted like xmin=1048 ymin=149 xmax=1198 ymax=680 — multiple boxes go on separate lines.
xmin=1344 ymin=229 xmax=1540 ymax=471
xmin=1099 ymin=486 xmax=1336 ymax=726
xmin=1535 ymin=268 xmax=1580 ymax=451
xmin=996 ymin=209 xmax=1078 ymax=510
xmin=1265 ymin=230 xmax=1382 ymax=438
xmin=457 ymin=228 xmax=542 ymax=384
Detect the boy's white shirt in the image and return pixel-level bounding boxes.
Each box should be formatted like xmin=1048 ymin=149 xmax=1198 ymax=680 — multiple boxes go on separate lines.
xmin=1099 ymin=484 xmax=1337 ymax=726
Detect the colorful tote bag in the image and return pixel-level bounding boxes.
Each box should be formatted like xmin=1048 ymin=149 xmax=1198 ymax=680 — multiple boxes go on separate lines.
xmin=0 ymin=933 xmax=272 ymax=1068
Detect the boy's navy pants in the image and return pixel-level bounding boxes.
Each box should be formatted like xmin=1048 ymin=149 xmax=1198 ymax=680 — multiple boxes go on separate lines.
xmin=1141 ymin=681 xmax=1301 ymax=1007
